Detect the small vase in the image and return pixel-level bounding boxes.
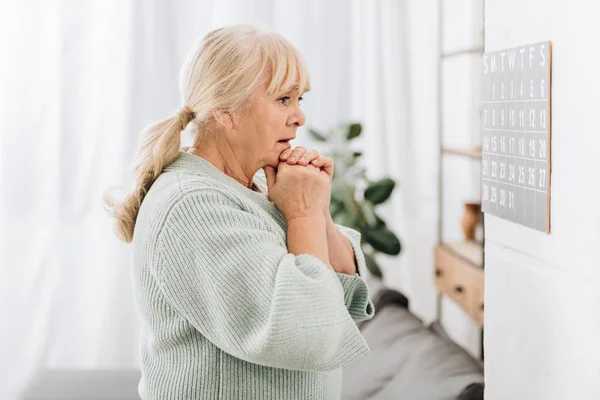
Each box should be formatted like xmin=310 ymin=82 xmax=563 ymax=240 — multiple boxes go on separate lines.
xmin=461 ymin=202 xmax=481 ymax=241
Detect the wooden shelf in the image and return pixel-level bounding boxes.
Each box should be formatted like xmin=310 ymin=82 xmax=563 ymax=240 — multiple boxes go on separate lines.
xmin=442 ymin=147 xmax=482 ymax=159
xmin=443 ymin=240 xmax=483 ymax=268
xmin=435 ymin=242 xmax=484 ymax=326
xmin=440 ymin=47 xmax=484 ymax=59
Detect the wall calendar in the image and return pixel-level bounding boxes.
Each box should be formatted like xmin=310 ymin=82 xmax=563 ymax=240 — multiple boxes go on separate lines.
xmin=481 ymin=41 xmax=552 ymax=233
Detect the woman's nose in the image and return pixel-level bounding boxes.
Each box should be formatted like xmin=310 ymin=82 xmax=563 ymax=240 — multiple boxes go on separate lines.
xmin=290 ymin=107 xmax=306 ymax=127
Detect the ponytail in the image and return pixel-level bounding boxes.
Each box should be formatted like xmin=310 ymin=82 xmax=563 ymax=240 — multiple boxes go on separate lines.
xmin=103 ymin=106 xmax=195 ymax=243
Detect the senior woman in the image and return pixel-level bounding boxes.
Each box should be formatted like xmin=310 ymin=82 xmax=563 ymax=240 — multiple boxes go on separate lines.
xmin=105 ymin=25 xmax=374 ymax=400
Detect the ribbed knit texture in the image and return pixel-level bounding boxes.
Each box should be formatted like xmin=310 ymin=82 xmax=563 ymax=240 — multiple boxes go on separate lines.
xmin=132 ymin=151 xmax=375 ymax=400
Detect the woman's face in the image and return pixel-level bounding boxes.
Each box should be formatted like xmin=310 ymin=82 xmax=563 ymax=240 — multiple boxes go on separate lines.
xmin=230 ymin=83 xmax=306 ymax=169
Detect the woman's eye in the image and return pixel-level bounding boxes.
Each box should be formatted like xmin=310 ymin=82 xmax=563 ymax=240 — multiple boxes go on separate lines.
xmin=279 ymin=96 xmax=304 ymax=106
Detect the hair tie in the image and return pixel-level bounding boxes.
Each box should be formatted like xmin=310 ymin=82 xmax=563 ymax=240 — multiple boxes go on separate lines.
xmin=176 ymin=106 xmax=196 ymax=126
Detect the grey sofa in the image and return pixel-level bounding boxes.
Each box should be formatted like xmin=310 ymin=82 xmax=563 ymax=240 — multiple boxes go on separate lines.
xmin=19 ymin=369 xmax=141 ymax=400
xmin=341 ymin=276 xmax=484 ymax=400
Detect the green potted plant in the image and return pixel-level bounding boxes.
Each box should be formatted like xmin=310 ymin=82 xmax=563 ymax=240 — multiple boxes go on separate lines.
xmin=308 ymin=122 xmax=401 ymax=279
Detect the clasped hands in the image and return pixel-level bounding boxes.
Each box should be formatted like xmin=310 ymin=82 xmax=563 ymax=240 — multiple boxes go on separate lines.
xmin=262 ymin=147 xmax=357 ymax=276
xmin=264 ymin=146 xmax=334 ymax=214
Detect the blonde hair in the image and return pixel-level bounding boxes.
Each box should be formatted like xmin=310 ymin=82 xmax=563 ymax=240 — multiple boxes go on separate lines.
xmin=103 ymin=24 xmax=311 ymax=243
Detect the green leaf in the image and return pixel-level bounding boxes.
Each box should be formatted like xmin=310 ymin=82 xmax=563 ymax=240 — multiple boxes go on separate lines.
xmin=363 ymin=252 xmax=383 ymax=279
xmin=364 ymin=178 xmax=396 ymax=205
xmin=352 ymin=151 xmax=363 ymax=159
xmin=308 ymin=128 xmax=327 ymax=142
xmin=335 ymin=210 xmax=361 ymax=229
xmin=331 ymin=184 xmax=356 ymax=211
xmin=363 ymin=227 xmax=401 ymax=255
xmin=347 ymin=123 xmax=362 ymax=140
xmin=329 ymin=199 xmax=344 ymax=217
xmin=360 ymin=202 xmax=377 ymax=227
xmin=374 ymin=213 xmax=387 ymax=228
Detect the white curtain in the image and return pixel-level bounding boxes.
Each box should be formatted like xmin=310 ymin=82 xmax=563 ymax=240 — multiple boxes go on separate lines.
xmin=350 ymin=0 xmax=441 ymax=322
xmin=0 ymin=1 xmax=440 ymax=398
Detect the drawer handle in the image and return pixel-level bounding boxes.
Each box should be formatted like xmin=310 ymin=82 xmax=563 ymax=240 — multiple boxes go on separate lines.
xmin=435 ymin=268 xmax=443 ymax=277
xmin=454 ymin=285 xmax=464 ymax=294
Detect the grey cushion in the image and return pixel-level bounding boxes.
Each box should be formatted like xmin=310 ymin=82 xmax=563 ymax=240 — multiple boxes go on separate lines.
xmin=342 ymin=276 xmax=483 ymax=400
xmin=18 ymin=369 xmax=141 ymax=400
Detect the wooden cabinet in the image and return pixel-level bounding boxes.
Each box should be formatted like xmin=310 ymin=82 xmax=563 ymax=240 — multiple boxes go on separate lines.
xmin=435 ymin=242 xmax=484 ymax=326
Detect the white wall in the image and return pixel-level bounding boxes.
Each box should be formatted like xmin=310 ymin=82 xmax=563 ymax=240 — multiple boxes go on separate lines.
xmin=484 ymin=1 xmax=600 ymax=398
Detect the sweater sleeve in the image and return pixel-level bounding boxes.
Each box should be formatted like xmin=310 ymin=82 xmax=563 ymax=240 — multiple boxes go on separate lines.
xmin=334 ymin=224 xmax=376 ymax=322
xmin=155 ymin=189 xmax=370 ymax=372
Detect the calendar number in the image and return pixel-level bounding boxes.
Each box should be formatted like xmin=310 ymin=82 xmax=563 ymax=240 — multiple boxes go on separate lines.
xmin=520 ymin=81 xmax=524 ymax=98
xmin=528 ymin=167 xmax=536 ymax=186
xmin=530 ymin=79 xmax=534 ymax=98
xmin=508 ymin=164 xmax=515 ymax=182
xmin=519 ymin=137 xmax=525 ymax=156
xmin=539 ymin=110 xmax=547 ymax=129
xmin=519 ymin=109 xmax=525 ymax=127
xmin=529 ymin=108 xmax=536 ymax=128
xmin=540 ymin=79 xmax=545 ymax=98
xmin=539 ymin=139 xmax=547 ymax=159
xmin=518 ymin=165 xmax=525 ymax=184
xmin=539 ymin=169 xmax=546 ymax=188
xmin=529 ymin=138 xmax=536 ymax=158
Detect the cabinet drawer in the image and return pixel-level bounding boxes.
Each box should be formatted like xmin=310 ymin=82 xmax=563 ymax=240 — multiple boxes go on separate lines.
xmin=435 ymin=244 xmax=484 ymax=326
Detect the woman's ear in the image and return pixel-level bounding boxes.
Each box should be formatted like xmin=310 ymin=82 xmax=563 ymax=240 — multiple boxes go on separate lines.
xmin=212 ymin=109 xmax=234 ymax=130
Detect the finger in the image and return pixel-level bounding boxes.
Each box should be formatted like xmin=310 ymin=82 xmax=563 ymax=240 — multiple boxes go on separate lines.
xmin=287 ymin=146 xmax=307 ymax=164
xmin=311 ymin=157 xmax=334 ymax=178
xmin=310 ymin=156 xmax=332 ymax=167
xmin=298 ymin=149 xmax=320 ymax=165
xmin=279 ymin=148 xmax=293 ymax=161
xmin=263 ymin=166 xmax=276 ymax=189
